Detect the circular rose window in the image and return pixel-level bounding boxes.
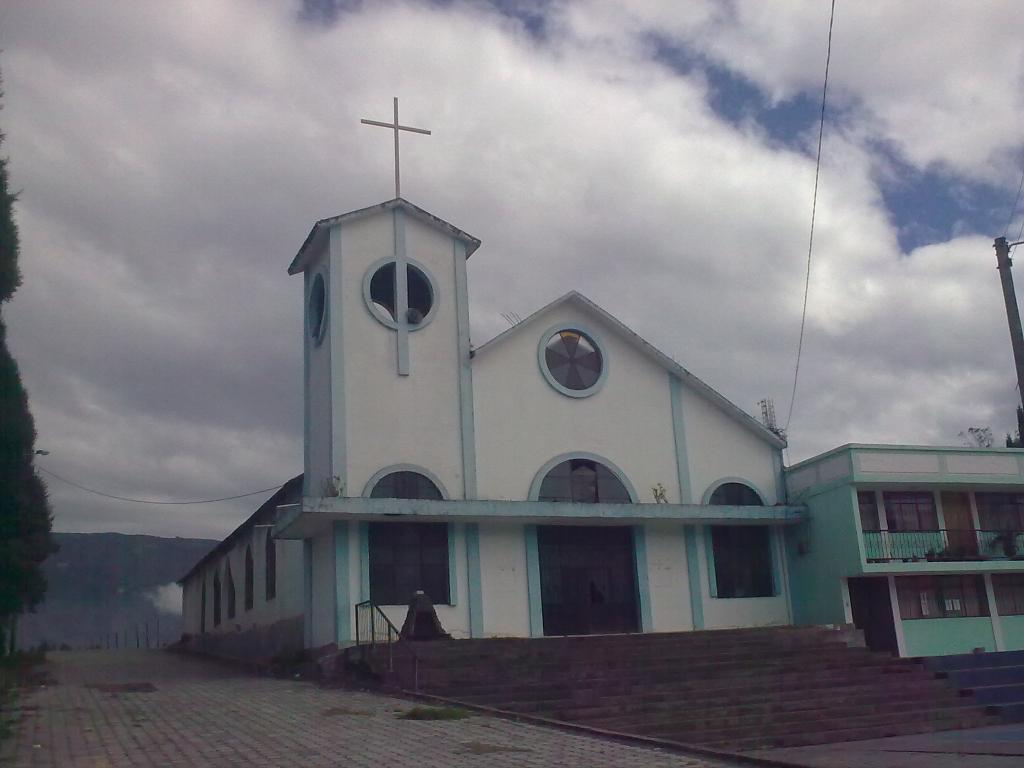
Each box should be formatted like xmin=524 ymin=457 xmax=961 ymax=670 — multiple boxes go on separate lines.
xmin=308 ymin=272 xmax=327 ymax=345
xmin=362 ymin=258 xmax=438 ymax=330
xmin=539 ymin=326 xmax=606 ymax=397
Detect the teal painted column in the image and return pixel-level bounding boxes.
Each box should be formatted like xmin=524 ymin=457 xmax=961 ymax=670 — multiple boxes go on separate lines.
xmin=334 ymin=521 xmax=350 ymax=644
xmin=447 ymin=523 xmax=458 ymax=606
xmin=465 ymin=523 xmax=484 ymax=637
xmin=358 ymin=522 xmax=370 ymax=601
xmin=302 ymin=539 xmax=313 ymax=647
xmin=633 ymin=525 xmax=653 ymax=632
xmin=684 ymin=526 xmax=705 ymax=630
xmin=524 ymin=525 xmax=544 ymax=637
xmin=669 ymin=375 xmax=693 ymax=503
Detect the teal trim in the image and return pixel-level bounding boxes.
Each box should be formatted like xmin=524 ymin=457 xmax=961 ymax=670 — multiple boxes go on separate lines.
xmin=528 ymin=451 xmax=639 ymax=502
xmin=358 ymin=522 xmax=369 ymax=601
xmin=447 ymin=523 xmax=458 ymax=607
xmin=395 ymin=209 xmax=409 ymax=375
xmin=702 ymin=477 xmax=769 ymax=505
xmin=302 ymin=269 xmax=311 ymax=496
xmin=704 ymin=527 xmax=719 ymax=598
xmin=771 ymin=527 xmax=784 ymax=598
xmin=668 ymin=375 xmax=693 ymax=503
xmin=772 ymin=450 xmax=785 ymax=504
xmin=274 ymin=497 xmax=807 ymax=538
xmin=465 ymin=523 xmax=483 ymax=637
xmin=684 ymin=526 xmax=704 ymax=630
xmin=453 ymin=239 xmax=477 ymax=499
xmin=302 ymin=538 xmax=313 ymax=648
xmin=361 ymin=464 xmax=451 ymax=499
xmin=334 ymin=522 xmax=350 ymax=643
xmin=524 ymin=525 xmax=543 ymax=637
xmin=537 ymin=322 xmax=609 ymax=398
xmin=328 ymin=226 xmax=345 ymax=489
xmin=633 ymin=525 xmax=653 ymax=631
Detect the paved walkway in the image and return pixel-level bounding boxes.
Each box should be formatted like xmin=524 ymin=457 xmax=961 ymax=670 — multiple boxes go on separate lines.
xmin=0 ymin=650 xmax=734 ymax=768
xmin=753 ymin=723 xmax=1024 ymax=768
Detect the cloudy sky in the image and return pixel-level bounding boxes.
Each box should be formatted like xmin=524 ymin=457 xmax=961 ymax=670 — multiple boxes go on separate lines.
xmin=2 ymin=0 xmax=1024 ymax=539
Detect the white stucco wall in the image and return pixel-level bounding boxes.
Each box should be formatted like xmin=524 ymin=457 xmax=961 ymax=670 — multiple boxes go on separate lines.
xmin=644 ymin=522 xmax=694 ymax=632
xmin=680 ymin=384 xmax=781 ymax=505
xmin=695 ymin=525 xmax=790 ymax=629
xmin=375 ymin=523 xmax=472 ymax=639
xmin=334 ymin=213 xmax=466 ymax=500
xmin=473 ymin=303 xmax=681 ymax=503
xmin=478 ymin=522 xmax=531 ymax=637
xmin=310 ymin=528 xmax=336 ymax=648
xmin=181 ymin=531 xmax=304 ymax=638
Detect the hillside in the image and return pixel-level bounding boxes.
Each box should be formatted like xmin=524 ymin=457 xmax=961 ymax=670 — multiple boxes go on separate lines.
xmin=15 ymin=532 xmax=216 ymax=650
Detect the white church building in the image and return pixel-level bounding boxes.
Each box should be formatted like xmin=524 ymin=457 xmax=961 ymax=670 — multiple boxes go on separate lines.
xmin=179 ymin=196 xmax=806 ymax=659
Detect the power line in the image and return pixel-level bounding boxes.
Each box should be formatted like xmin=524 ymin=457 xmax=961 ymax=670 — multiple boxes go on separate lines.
xmin=785 ymin=0 xmax=837 ymax=434
xmin=37 ymin=466 xmax=281 ymax=506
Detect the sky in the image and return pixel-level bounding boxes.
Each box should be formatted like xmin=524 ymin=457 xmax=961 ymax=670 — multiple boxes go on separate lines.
xmin=2 ymin=0 xmax=1024 ymax=539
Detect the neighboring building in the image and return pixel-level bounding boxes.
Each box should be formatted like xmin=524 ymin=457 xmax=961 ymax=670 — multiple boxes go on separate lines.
xmin=786 ymin=444 xmax=1024 ymax=657
xmin=179 ymin=197 xmax=803 ymax=659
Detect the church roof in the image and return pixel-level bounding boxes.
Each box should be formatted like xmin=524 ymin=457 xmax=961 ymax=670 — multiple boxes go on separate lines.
xmin=474 ymin=291 xmax=787 ymax=449
xmin=177 ymin=474 xmax=303 ymax=585
xmin=288 ymin=198 xmax=482 ymax=275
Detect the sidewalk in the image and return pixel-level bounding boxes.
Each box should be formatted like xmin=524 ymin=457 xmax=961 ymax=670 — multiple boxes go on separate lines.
xmin=752 ymin=723 xmax=1024 ymax=768
xmin=0 ymin=650 xmax=735 ymax=768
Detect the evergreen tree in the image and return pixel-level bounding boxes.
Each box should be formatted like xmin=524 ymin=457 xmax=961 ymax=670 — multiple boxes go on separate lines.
xmin=0 ymin=75 xmax=56 ymax=654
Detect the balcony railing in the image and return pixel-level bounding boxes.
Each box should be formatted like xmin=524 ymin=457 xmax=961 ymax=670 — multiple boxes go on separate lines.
xmin=862 ymin=529 xmax=1024 ymax=563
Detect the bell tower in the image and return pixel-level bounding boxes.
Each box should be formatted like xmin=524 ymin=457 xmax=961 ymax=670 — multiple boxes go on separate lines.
xmin=288 ymin=198 xmax=480 ymax=503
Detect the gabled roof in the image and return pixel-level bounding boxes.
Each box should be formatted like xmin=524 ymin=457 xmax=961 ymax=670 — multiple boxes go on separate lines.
xmin=474 ymin=291 xmax=787 ymax=449
xmin=177 ymin=474 xmax=303 ymax=585
xmin=288 ymin=198 xmax=481 ymax=275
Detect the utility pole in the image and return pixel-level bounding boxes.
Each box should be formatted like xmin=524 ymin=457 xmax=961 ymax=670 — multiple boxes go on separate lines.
xmin=994 ymin=237 xmax=1024 ymax=409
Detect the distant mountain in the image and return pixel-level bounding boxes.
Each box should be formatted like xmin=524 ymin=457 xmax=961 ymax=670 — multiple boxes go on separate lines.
xmin=15 ymin=532 xmax=216 ymax=650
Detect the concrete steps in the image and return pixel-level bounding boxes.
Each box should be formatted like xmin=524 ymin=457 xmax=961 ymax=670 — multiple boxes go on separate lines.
xmin=928 ymin=650 xmax=1024 ymax=723
xmin=345 ymin=625 xmax=997 ymax=750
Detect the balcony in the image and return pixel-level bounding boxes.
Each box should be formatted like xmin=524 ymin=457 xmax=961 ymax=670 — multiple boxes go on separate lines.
xmin=863 ymin=529 xmax=1024 ymax=563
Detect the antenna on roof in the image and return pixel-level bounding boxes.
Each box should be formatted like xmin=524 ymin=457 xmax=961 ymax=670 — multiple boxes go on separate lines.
xmin=759 ymin=397 xmax=785 ymax=438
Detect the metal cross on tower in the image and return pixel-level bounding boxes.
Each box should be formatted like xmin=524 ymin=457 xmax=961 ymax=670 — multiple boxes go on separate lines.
xmin=361 ymin=97 xmax=431 ymax=198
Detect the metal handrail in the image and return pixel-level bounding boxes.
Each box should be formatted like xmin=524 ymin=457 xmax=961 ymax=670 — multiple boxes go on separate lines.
xmin=354 ymin=600 xmax=419 ymax=691
xmin=862 ymin=528 xmax=1024 ymax=562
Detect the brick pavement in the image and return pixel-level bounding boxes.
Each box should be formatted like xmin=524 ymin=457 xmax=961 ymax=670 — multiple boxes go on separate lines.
xmin=0 ymin=650 xmax=739 ymax=768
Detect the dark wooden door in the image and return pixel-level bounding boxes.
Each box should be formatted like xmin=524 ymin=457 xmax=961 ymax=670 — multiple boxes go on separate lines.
xmin=848 ymin=577 xmax=898 ymax=653
xmin=538 ymin=526 xmax=639 ymax=636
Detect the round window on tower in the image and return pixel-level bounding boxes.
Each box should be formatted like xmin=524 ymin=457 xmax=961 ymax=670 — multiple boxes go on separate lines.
xmin=362 ymin=258 xmax=438 ymax=330
xmin=308 ymin=272 xmax=327 ymax=345
xmin=538 ymin=325 xmax=607 ymax=398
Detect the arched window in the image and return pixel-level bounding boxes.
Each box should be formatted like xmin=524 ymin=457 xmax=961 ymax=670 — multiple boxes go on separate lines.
xmin=244 ymin=546 xmax=254 ymax=611
xmin=213 ymin=572 xmax=222 ymax=627
xmin=707 ymin=482 xmax=772 ymax=598
xmin=200 ymin=579 xmax=207 ymax=634
xmin=370 ymin=471 xmax=443 ymax=500
xmin=265 ymin=532 xmax=277 ymax=601
xmin=226 ymin=561 xmax=236 ymax=620
xmin=709 ymin=482 xmax=763 ymax=506
xmin=538 ymin=458 xmax=631 ymax=503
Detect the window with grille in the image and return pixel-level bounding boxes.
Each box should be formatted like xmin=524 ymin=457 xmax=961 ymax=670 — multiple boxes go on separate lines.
xmin=895 ymin=575 xmax=989 ymax=619
xmin=537 ymin=459 xmax=631 ymax=503
xmin=883 ymin=492 xmax=938 ymax=531
xmin=368 ymin=522 xmax=450 ymax=606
